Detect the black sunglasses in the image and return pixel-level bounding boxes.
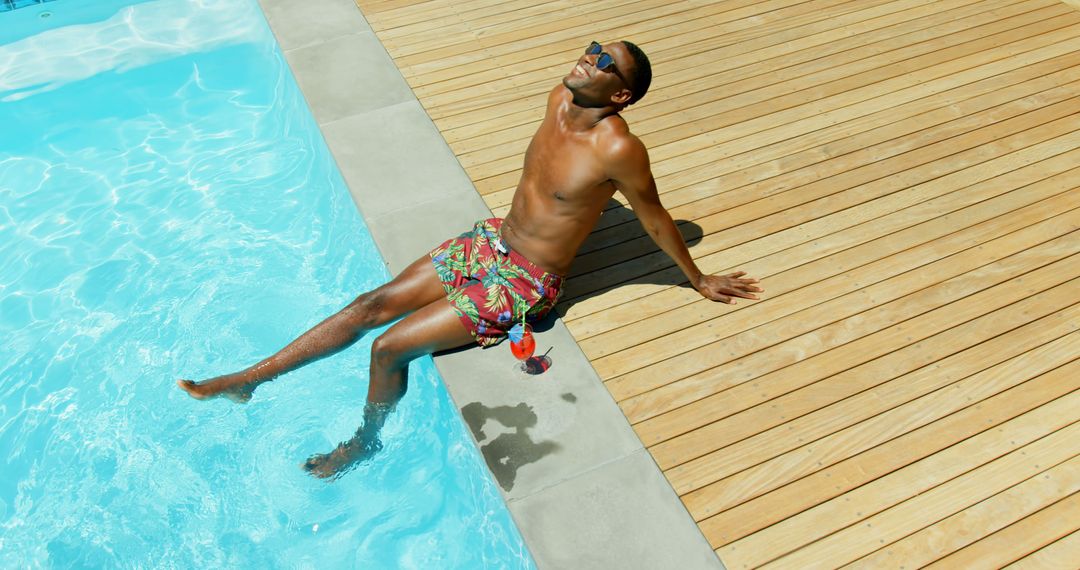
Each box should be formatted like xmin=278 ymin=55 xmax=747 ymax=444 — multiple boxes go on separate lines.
xmin=586 ymin=41 xmax=628 ymax=85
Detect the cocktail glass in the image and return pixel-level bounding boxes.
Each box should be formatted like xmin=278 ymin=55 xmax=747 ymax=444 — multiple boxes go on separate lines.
xmin=509 ymin=323 xmax=536 ymax=373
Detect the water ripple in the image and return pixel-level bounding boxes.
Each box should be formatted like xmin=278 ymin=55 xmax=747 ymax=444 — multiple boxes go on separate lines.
xmin=0 ymin=0 xmax=531 ymax=567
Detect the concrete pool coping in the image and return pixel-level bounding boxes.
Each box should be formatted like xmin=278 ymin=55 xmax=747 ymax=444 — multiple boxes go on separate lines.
xmin=255 ymin=1 xmax=725 ymax=568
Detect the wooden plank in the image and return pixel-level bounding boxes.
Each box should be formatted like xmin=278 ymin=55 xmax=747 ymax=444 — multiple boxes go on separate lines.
xmin=363 ymin=0 xmax=504 ymax=32
xmin=406 ymin=0 xmax=749 ymax=91
xmin=454 ymin=1 xmax=1064 ymax=171
xmin=421 ymin=0 xmax=903 ymax=112
xmin=580 ymin=169 xmax=1079 ymax=348
xmin=633 ymin=206 xmax=1080 ymax=445
xmin=567 ymin=52 xmax=1080 ymax=263
xmin=616 ymin=0 xmax=1003 ymax=112
xmin=761 ymin=427 xmax=1080 ymax=568
xmin=524 ymin=51 xmax=1080 ymax=222
xmin=392 ymin=0 xmax=690 ymax=62
xmin=378 ymin=0 xmax=566 ymax=43
xmin=563 ymin=111 xmax=1080 ymax=310
xmin=640 ymin=3 xmax=1074 ymax=153
xmin=445 ymin=0 xmax=1003 ymax=156
xmin=588 ymin=104 xmax=1079 ymax=278
xmin=578 ymin=89 xmax=1080 ymax=356
xmin=446 ymin=0 xmax=999 ymax=159
xmin=577 ymin=163 xmax=1077 ymax=361
xmin=757 ymin=420 xmax=1080 ymax=569
xmin=673 ymin=320 xmax=1080 ymax=506
xmin=485 ymin=55 xmax=1073 ymax=231
xmin=632 ymin=25 xmax=1080 ymax=200
xmin=595 ymin=159 xmax=1080 ymax=390
xmin=390 ymin=0 xmax=648 ymax=60
xmin=359 ymin=0 xmax=460 ymax=29
xmin=483 ymin=73 xmax=1080 ymax=211
xmin=716 ymin=398 xmax=1080 ymax=568
xmin=680 ymin=331 xmax=1080 ymax=522
xmin=845 ymin=457 xmax=1080 ymax=568
xmin=442 ymin=0 xmax=915 ymax=148
xmin=1003 ymin=530 xmax=1080 ymax=570
xmin=460 ymin=15 xmax=1080 ymax=182
xmin=572 ymin=216 xmax=1074 ymax=384
xmin=643 ymin=17 xmax=1080 ymax=179
xmin=421 ymin=0 xmax=1005 ymax=123
xmin=411 ymin=0 xmax=690 ymax=59
xmin=658 ymin=274 xmax=1080 ymax=487
xmin=411 ymin=0 xmax=886 ymax=112
xmin=697 ymin=315 xmax=1080 ymax=546
xmin=413 ymin=0 xmax=905 ymax=123
xmin=585 ymin=191 xmax=1077 ymax=378
xmin=570 ymin=117 xmax=1080 ymax=311
xmin=478 ymin=22 xmax=1080 ymax=210
xmin=620 ymin=189 xmax=1080 ymax=427
xmin=576 ymin=70 xmax=1080 ymax=259
xmin=604 ymin=149 xmax=1080 ymax=401
xmin=926 ymin=493 xmax=1080 ymax=570
xmin=621 ymin=0 xmax=1023 ymax=122
xmin=625 ymin=254 xmax=1077 ymax=427
xmin=354 ymin=0 xmax=432 ymax=23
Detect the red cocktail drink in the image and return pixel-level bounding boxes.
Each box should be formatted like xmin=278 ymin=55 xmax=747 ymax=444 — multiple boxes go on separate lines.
xmin=509 ymin=322 xmax=535 ymax=373
xmin=510 ymin=327 xmax=535 ymax=361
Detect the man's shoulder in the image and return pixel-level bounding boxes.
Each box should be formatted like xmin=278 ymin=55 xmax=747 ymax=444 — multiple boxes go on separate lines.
xmin=594 ymin=118 xmax=650 ymax=185
xmin=597 ymin=117 xmax=647 ymax=163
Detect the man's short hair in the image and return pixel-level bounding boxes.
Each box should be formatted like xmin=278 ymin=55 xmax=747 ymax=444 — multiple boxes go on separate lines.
xmin=622 ymin=41 xmax=652 ymax=105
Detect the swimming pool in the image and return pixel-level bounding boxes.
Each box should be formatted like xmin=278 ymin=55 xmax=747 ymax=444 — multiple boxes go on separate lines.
xmin=0 ymin=0 xmax=534 ymax=566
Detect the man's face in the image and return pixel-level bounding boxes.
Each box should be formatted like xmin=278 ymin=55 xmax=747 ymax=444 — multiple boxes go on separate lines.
xmin=563 ymin=41 xmax=634 ymax=106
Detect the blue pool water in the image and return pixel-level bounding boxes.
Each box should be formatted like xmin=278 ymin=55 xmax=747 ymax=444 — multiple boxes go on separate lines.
xmin=0 ymin=0 xmax=533 ymax=567
xmin=1 ymin=1 xmax=56 ymax=13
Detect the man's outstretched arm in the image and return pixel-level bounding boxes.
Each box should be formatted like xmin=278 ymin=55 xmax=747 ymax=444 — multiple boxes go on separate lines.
xmin=608 ymin=136 xmax=763 ymax=304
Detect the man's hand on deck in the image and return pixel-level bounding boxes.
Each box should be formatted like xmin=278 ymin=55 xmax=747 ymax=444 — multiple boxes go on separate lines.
xmin=693 ymin=271 xmax=763 ymax=304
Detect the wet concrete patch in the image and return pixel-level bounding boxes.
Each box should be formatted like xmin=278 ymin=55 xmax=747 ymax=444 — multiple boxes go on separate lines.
xmin=461 ymin=402 xmax=560 ymax=491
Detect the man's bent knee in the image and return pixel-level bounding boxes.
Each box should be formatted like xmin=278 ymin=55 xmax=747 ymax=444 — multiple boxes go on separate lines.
xmin=371 ymin=333 xmax=413 ymax=370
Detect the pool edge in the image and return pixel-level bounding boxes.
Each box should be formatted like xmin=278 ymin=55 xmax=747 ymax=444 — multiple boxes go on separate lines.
xmin=254 ymin=1 xmax=725 ymax=568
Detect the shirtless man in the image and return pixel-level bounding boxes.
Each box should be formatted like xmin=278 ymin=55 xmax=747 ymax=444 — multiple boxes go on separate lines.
xmin=178 ymin=41 xmax=763 ymax=478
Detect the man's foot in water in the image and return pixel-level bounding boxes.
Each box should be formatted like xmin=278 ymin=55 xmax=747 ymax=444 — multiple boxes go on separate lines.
xmin=303 ymin=437 xmax=383 ymax=480
xmin=176 ymin=372 xmax=264 ymax=403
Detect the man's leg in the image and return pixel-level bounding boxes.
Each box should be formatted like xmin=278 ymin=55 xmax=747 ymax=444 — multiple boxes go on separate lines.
xmin=177 ymin=254 xmax=448 ymax=402
xmin=303 ymin=296 xmax=475 ymax=478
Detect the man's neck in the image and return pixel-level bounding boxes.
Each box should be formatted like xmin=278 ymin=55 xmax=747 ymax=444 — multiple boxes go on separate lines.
xmin=564 ymin=95 xmax=621 ymax=131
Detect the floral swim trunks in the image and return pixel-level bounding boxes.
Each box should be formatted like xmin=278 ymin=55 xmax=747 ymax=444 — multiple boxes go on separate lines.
xmin=429 ymin=218 xmax=564 ymax=347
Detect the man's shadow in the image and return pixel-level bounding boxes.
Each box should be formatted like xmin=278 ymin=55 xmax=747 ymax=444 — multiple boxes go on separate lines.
xmin=535 ymin=199 xmax=704 ymax=328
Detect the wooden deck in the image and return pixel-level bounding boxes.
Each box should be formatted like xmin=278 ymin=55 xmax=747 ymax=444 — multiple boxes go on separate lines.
xmin=352 ymin=0 xmax=1080 ymax=567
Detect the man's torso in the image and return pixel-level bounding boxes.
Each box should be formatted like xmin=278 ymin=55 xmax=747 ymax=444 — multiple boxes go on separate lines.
xmin=500 ymin=85 xmax=634 ymax=276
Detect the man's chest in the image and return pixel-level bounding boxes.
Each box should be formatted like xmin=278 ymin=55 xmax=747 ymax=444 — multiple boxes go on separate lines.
xmin=521 ymin=124 xmax=612 ymax=200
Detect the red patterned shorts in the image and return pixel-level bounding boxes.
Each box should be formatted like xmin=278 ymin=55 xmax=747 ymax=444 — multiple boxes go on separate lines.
xmin=429 ymin=218 xmax=564 ymax=347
